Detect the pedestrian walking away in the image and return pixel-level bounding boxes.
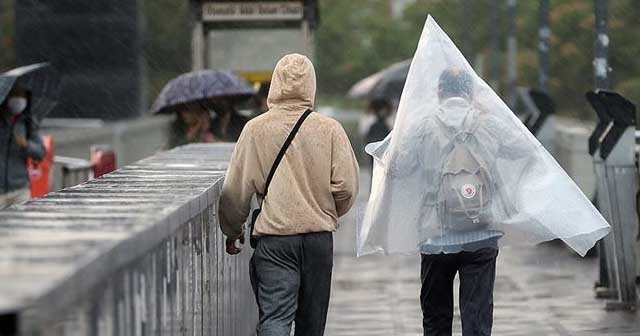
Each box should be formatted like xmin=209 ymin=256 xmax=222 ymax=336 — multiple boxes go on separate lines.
xmin=359 ymin=16 xmax=609 ymax=335
xmin=219 ymin=53 xmax=359 ymax=336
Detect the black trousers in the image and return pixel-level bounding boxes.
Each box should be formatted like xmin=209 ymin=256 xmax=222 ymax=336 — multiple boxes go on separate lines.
xmin=249 ymin=232 xmax=333 ymax=336
xmin=420 ymin=248 xmax=498 ymax=336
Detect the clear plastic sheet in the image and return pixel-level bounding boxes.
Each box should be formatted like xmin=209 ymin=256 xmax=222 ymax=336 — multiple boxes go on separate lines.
xmin=358 ymin=16 xmax=610 ymax=257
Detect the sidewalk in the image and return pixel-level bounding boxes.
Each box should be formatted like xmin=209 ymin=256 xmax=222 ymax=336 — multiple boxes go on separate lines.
xmin=326 ymin=170 xmax=640 ymax=336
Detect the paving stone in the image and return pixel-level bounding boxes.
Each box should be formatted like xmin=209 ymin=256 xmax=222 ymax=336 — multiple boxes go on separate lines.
xmin=326 ymin=170 xmax=640 ymax=336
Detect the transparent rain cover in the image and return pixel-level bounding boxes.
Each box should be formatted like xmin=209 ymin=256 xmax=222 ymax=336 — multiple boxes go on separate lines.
xmin=358 ymin=16 xmax=610 ymax=257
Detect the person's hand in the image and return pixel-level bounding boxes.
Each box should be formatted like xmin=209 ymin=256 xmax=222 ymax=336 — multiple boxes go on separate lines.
xmin=225 ymin=231 xmax=245 ymax=255
xmin=14 ymin=133 xmax=28 ymax=148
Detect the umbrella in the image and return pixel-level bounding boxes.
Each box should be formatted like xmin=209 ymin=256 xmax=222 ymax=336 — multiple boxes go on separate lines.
xmin=348 ymin=59 xmax=411 ymax=101
xmin=150 ymin=70 xmax=255 ymax=115
xmin=0 ymin=63 xmax=61 ymax=123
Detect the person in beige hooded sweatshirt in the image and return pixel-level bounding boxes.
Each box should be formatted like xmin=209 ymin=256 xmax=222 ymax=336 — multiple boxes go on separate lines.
xmin=219 ymin=54 xmax=359 ymax=336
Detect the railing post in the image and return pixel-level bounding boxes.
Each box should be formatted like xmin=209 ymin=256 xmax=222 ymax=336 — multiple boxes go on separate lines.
xmin=537 ymin=0 xmax=550 ymax=93
xmin=506 ymin=0 xmax=518 ymax=107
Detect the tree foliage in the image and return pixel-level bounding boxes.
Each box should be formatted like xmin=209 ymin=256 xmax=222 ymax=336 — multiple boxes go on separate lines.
xmin=142 ymin=0 xmax=192 ymax=106
xmin=315 ymin=0 xmax=415 ymax=97
xmin=315 ymin=0 xmax=640 ymax=119
xmin=0 ymin=0 xmax=15 ymax=71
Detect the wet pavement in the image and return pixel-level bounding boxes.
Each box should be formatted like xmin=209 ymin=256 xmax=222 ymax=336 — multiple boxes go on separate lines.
xmin=326 ymin=170 xmax=640 ymax=336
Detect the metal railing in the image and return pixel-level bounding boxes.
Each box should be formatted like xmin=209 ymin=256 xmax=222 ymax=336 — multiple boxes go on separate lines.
xmin=53 ymin=155 xmax=93 ymax=188
xmin=0 ymin=144 xmax=257 ymax=336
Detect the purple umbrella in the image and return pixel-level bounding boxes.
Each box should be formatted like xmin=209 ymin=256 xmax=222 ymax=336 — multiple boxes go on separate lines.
xmin=150 ymin=70 xmax=255 ymax=114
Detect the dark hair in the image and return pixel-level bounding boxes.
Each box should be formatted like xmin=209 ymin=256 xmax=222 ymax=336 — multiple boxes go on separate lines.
xmin=370 ymin=98 xmax=391 ymax=111
xmin=369 ymin=98 xmax=392 ymax=119
xmin=438 ymin=68 xmax=473 ymax=100
xmin=257 ymin=81 xmax=271 ymax=98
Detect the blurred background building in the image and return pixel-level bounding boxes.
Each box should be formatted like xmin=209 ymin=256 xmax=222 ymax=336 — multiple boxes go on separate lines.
xmin=15 ymin=0 xmax=144 ymax=120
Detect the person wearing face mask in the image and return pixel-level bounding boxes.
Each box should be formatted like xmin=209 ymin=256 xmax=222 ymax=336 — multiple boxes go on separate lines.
xmin=0 ymin=85 xmax=45 ymax=209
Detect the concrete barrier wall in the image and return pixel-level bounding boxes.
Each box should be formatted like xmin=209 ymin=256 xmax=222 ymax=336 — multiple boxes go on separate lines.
xmin=43 ymin=116 xmax=173 ymax=192
xmin=0 ymin=144 xmax=257 ymax=336
xmin=44 ymin=116 xmax=173 ymax=167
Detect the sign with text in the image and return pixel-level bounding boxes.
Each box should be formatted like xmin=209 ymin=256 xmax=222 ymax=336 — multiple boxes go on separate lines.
xmin=202 ymin=2 xmax=304 ymax=22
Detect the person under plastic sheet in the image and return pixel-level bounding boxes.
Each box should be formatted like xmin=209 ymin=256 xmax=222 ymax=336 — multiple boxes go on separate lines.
xmin=359 ymin=16 xmax=610 ymax=335
xmin=360 ymin=16 xmax=608 ymax=258
xmin=397 ymin=68 xmax=539 ymax=253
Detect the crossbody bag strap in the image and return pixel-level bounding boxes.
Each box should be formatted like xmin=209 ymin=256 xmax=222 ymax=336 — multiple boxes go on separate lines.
xmin=261 ymin=109 xmax=313 ymax=201
xmin=250 ymin=108 xmax=313 ymax=241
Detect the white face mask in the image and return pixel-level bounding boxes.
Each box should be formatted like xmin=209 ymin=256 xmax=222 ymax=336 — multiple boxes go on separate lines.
xmin=438 ymin=97 xmax=472 ymax=128
xmin=7 ymin=97 xmax=28 ymax=115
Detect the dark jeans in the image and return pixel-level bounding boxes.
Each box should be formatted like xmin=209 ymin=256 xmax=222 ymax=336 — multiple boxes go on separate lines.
xmin=249 ymin=232 xmax=333 ymax=336
xmin=420 ymin=248 xmax=498 ymax=336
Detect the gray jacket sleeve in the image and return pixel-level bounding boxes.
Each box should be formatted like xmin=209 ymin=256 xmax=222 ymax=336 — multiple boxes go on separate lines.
xmin=19 ymin=117 xmax=45 ymax=161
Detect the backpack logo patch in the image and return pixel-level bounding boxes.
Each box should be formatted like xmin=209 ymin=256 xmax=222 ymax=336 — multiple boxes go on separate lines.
xmin=461 ymin=184 xmax=476 ymax=199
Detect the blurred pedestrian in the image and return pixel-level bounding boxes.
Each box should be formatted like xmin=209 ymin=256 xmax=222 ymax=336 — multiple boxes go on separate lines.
xmin=365 ymin=98 xmax=392 ymax=144
xmin=151 ymin=69 xmax=254 ymax=147
xmin=364 ymin=98 xmax=392 ymax=166
xmin=0 ymin=85 xmax=45 ymax=209
xmin=166 ymin=102 xmax=217 ymax=149
xmin=219 ymin=53 xmax=359 ymax=336
xmin=253 ymin=81 xmax=271 ymax=115
xmin=210 ymin=100 xmax=249 ymax=142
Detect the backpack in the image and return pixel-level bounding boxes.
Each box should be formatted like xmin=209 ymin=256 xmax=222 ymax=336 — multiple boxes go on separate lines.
xmin=438 ymin=135 xmax=493 ymax=232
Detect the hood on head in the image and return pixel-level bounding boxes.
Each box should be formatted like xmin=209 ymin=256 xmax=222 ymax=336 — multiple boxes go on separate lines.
xmin=267 ymin=53 xmax=316 ymax=111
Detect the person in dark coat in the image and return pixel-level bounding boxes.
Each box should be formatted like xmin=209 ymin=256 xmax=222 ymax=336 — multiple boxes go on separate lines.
xmin=0 ymin=85 xmax=45 ymax=209
xmin=365 ymin=98 xmax=392 ymax=166
xmin=253 ymin=81 xmax=271 ymax=115
xmin=210 ymin=100 xmax=249 ymax=142
xmin=365 ymin=98 xmax=392 ymax=144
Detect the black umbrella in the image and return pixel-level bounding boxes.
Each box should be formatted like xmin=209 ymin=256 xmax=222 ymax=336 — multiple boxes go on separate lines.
xmin=0 ymin=63 xmax=61 ymax=123
xmin=348 ymin=59 xmax=411 ymax=101
xmin=150 ymin=70 xmax=255 ymax=115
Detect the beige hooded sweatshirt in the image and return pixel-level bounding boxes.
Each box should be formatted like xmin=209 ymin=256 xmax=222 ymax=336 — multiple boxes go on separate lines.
xmin=219 ymin=54 xmax=360 ymax=240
